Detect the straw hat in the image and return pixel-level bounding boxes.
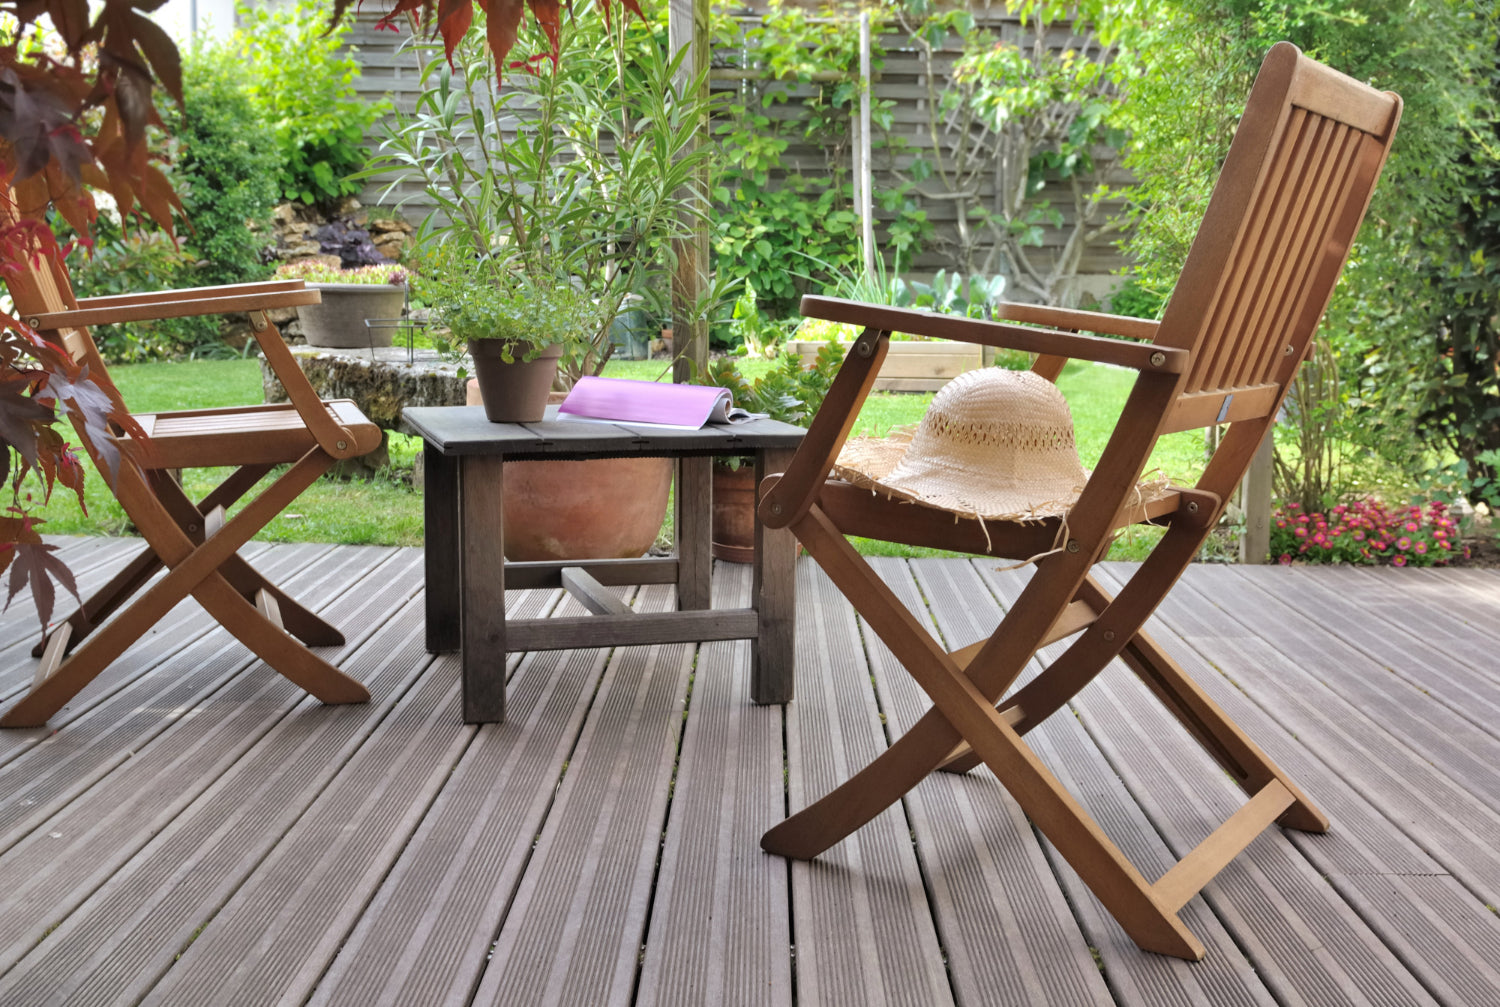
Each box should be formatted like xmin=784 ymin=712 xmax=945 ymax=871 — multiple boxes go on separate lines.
xmin=833 ymin=368 xmax=1095 ymax=522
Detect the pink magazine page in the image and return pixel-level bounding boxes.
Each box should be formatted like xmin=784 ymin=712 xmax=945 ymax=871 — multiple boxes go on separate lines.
xmin=556 ymin=375 xmax=731 ymax=429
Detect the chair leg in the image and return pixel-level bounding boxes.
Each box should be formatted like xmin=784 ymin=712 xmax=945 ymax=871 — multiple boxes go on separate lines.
xmin=149 ymin=467 xmax=346 ymax=647
xmin=31 ymin=544 xmax=161 ymax=658
xmin=1 ymin=451 xmax=358 ymax=727
xmin=764 ymin=505 xmax=1069 ymax=857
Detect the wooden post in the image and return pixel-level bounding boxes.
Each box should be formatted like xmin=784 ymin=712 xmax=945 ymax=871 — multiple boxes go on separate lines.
xmin=669 ymin=0 xmax=711 ymax=387
xmin=857 ymin=11 xmax=875 ymax=278
xmin=1239 ymin=427 xmax=1274 ymax=564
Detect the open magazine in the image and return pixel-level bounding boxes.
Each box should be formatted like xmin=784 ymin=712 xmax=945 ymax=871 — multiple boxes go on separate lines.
xmin=557 ymin=375 xmax=768 ymax=430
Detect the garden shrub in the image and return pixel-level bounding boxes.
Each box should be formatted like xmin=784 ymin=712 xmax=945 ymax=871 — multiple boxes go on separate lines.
xmin=1269 ymin=499 xmax=1466 ymax=568
xmin=237 ymin=0 xmax=390 ymax=208
xmin=68 ymin=228 xmax=219 ymax=362
xmin=175 ymin=39 xmax=280 ymax=287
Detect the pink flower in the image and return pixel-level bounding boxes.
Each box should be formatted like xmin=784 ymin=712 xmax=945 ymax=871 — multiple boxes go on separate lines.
xmin=1294 ymin=527 xmax=1308 ymax=538
xmin=1396 ymin=536 xmax=1412 ymax=551
xmin=1415 ymin=541 xmax=1428 ymax=555
xmin=1392 ymin=554 xmax=1408 ymax=567
xmin=1405 ymin=521 xmax=1419 ymax=533
xmin=1352 ymin=529 xmax=1366 ymax=541
xmin=1278 ymin=553 xmax=1293 ymax=566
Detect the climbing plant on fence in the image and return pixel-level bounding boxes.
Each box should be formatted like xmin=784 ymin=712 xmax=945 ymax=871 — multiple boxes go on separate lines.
xmin=708 ymin=3 xmax=931 ymax=317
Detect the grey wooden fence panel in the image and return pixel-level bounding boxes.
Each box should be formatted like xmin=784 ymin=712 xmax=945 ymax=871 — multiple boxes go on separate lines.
xmin=337 ymin=10 xmax=1132 ymax=292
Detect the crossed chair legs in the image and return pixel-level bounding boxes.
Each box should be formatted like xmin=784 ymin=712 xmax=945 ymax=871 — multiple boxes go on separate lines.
xmin=1 ymin=453 xmax=369 ymax=729
xmin=762 ymin=496 xmax=1326 ymax=960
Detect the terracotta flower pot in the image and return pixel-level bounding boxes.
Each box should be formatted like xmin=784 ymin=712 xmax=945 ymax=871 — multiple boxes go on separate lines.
xmin=711 ymin=462 xmax=758 ymax=563
xmin=300 ymin=283 xmax=406 ymax=349
xmin=467 ymin=340 xmax=563 ymax=423
xmin=465 ymin=378 xmax=673 ymax=560
xmin=502 ymin=455 xmax=674 ymax=561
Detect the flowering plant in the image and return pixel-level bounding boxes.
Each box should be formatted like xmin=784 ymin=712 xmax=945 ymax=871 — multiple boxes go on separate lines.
xmin=273 ymin=261 xmax=408 ymax=286
xmin=1269 ymin=499 xmax=1467 ymax=567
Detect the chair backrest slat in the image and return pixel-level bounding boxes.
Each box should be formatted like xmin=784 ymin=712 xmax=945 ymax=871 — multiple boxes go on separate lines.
xmin=2 ymin=188 xmax=101 ymax=370
xmin=1154 ymin=43 xmax=1400 ymax=436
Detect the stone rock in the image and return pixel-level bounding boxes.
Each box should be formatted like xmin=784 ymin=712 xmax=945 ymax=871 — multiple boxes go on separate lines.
xmin=260 ymin=346 xmax=469 ymax=431
xmin=266 ymin=306 xmax=298 ymax=325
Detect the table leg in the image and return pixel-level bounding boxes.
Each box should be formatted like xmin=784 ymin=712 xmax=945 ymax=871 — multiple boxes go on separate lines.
xmin=677 ymin=455 xmax=713 ymax=611
xmin=423 ymin=441 xmax=460 ymax=653
xmin=461 ymin=455 xmax=509 ymax=724
xmin=752 ymin=447 xmax=797 ymax=704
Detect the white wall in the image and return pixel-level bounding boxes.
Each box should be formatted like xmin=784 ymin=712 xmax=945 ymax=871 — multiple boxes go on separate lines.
xmin=153 ymin=0 xmax=238 ymax=44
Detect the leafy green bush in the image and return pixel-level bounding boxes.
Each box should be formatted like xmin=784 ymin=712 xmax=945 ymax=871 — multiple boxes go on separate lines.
xmin=238 ymin=0 xmax=390 ymax=207
xmin=175 ymin=39 xmax=280 ymax=287
xmin=68 ymin=229 xmax=219 ymax=362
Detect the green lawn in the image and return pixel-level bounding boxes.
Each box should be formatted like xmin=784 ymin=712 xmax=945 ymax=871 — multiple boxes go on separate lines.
xmin=35 ymin=356 xmax=1206 ymax=560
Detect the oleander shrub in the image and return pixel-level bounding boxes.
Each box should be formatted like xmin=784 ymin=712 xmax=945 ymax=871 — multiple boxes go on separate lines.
xmin=1269 ymin=499 xmax=1467 ymax=568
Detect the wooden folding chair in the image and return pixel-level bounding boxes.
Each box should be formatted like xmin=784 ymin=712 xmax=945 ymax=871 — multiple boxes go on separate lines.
xmin=0 ymin=194 xmax=382 ymax=729
xmin=757 ymin=43 xmax=1401 ymax=959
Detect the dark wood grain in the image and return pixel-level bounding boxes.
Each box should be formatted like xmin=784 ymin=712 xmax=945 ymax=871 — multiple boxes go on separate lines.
xmin=459 ymin=455 xmax=507 ymax=723
xmin=422 ymin=440 xmax=460 ymax=653
xmin=752 ymin=447 xmax=797 ymax=704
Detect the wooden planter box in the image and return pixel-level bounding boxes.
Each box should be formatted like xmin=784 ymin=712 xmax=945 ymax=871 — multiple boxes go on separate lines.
xmin=786 ymin=339 xmax=984 ymax=392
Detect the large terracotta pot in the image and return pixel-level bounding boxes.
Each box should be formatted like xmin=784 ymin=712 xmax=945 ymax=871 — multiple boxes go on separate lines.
xmin=468 ymin=339 xmax=563 ymax=423
xmin=300 ymin=283 xmax=406 ymax=349
xmin=503 ymin=455 xmax=674 ymax=561
xmin=465 ymin=378 xmax=673 ymax=560
xmin=711 ymin=462 xmax=758 ymax=563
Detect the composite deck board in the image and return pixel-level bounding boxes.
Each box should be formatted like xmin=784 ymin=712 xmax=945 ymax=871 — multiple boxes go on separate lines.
xmin=305 ymin=611 xmax=610 ymax=1006
xmin=781 ymin=560 xmax=952 ymax=1007
xmin=919 ymin=559 xmax=1266 ymax=1006
xmin=0 ymin=544 xmax=352 ymax=848
xmin=1 ymin=545 xmax=1499 ymax=1005
xmin=873 ymin=558 xmax=1114 ymax=1006
xmin=0 ymin=549 xmax=431 ymax=1006
xmin=1167 ymin=565 xmax=1500 ymax=866
xmin=1226 ymin=565 xmax=1500 ymax=741
xmin=1175 ymin=564 xmax=1500 ymax=811
xmin=469 ymin=584 xmax=695 ymax=1006
xmin=1096 ymin=564 xmax=1500 ymax=1003
xmin=635 ymin=563 xmax=791 ymax=1007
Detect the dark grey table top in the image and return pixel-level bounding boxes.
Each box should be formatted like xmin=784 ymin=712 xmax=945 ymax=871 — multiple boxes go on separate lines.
xmin=403 ymin=405 xmax=807 ymax=459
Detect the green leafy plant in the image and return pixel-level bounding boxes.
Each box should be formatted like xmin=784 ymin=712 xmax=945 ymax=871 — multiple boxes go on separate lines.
xmin=371 ymin=1 xmax=723 ymax=385
xmin=238 ymin=0 xmax=391 ymax=207
xmin=894 ymin=270 xmax=1007 ymax=319
xmin=174 ymin=39 xmax=280 ymax=288
xmin=66 ymin=229 xmax=218 ymax=362
xmin=709 ymin=2 xmax=930 ymax=317
xmin=700 ymin=340 xmax=844 ymax=431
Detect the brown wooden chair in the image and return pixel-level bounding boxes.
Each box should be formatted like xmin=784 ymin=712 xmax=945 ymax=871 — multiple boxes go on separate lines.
xmin=757 ymin=43 xmax=1401 ymax=960
xmin=0 ymin=196 xmax=382 ymax=729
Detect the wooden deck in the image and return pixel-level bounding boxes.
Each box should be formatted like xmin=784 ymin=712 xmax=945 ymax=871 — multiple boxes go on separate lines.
xmin=2 ymin=537 xmax=1499 ymax=1006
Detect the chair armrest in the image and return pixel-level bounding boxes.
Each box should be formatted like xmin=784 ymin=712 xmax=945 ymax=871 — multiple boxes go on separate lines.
xmin=25 ymin=285 xmax=320 ymax=331
xmin=248 ymin=310 xmax=364 ymax=460
xmin=74 ymin=280 xmax=311 ymax=311
xmin=759 ymin=324 xmax=889 ymax=529
xmin=992 ymin=301 xmax=1159 ymax=341
xmin=801 ymin=296 xmax=1185 ymax=373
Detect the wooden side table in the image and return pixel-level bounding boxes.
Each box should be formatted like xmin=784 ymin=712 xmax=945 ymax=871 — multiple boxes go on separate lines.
xmin=403 ymin=405 xmax=805 ymax=723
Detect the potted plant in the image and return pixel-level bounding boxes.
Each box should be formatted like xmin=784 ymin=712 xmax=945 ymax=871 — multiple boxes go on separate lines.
xmin=416 ymin=248 xmax=597 ymax=423
xmin=700 ymin=343 xmax=842 ymax=561
xmin=272 ymin=260 xmax=410 ymax=350
xmin=367 ymin=5 xmax=723 ymax=560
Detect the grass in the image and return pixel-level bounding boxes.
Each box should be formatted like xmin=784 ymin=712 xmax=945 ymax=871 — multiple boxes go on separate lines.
xmin=33 ymin=356 xmax=1208 ymax=561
